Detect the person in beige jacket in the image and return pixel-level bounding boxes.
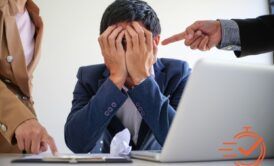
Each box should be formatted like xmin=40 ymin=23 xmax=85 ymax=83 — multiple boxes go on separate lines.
xmin=0 ymin=0 xmax=57 ymax=154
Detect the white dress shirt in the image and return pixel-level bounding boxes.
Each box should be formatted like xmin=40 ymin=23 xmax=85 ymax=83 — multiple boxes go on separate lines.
xmin=16 ymin=9 xmax=35 ymax=66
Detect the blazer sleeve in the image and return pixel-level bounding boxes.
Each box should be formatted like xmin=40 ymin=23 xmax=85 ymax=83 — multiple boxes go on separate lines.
xmin=233 ymin=15 xmax=274 ymax=57
xmin=127 ymin=63 xmax=190 ymax=146
xmin=64 ymin=67 xmax=128 ymax=153
xmin=0 ymin=80 xmax=36 ymax=145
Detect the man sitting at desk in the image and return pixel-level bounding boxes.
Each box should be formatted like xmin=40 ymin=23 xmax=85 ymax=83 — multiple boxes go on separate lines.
xmin=65 ymin=0 xmax=191 ymax=153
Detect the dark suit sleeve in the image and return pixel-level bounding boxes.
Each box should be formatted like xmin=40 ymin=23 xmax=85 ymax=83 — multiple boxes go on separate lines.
xmin=64 ymin=67 xmax=127 ymax=153
xmin=233 ymin=15 xmax=274 ymax=57
xmin=127 ymin=63 xmax=190 ymax=146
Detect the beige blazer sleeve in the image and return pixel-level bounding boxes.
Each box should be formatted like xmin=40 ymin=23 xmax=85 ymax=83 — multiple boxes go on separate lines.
xmin=0 ymin=81 xmax=36 ymax=144
xmin=0 ymin=0 xmax=36 ymax=145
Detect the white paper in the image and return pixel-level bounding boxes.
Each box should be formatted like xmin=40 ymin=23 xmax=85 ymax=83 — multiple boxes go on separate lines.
xmin=24 ymin=153 xmax=125 ymax=160
xmin=110 ymin=128 xmax=132 ymax=156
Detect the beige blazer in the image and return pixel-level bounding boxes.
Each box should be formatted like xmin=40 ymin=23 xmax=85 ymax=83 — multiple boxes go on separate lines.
xmin=0 ymin=0 xmax=43 ymax=153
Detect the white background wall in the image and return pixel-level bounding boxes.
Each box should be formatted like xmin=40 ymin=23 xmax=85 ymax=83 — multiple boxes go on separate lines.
xmin=33 ymin=0 xmax=272 ymax=153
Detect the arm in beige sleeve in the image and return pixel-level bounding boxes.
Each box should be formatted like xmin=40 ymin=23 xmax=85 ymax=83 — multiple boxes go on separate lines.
xmin=0 ymin=80 xmax=36 ymax=145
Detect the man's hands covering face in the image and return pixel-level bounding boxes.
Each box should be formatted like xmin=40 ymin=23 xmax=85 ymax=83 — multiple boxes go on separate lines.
xmin=125 ymin=22 xmax=155 ymax=85
xmin=98 ymin=25 xmax=127 ymax=89
xmin=98 ymin=22 xmax=155 ymax=89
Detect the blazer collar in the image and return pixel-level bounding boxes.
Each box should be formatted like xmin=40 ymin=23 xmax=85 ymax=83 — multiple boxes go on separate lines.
xmin=5 ymin=14 xmax=30 ymax=96
xmin=6 ymin=0 xmax=18 ymax=16
xmin=7 ymin=0 xmax=39 ymax=16
xmin=153 ymin=59 xmax=166 ymax=93
xmin=26 ymin=0 xmax=43 ymax=75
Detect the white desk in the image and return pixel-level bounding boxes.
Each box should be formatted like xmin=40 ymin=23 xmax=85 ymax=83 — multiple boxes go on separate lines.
xmin=1 ymin=154 xmax=274 ymax=166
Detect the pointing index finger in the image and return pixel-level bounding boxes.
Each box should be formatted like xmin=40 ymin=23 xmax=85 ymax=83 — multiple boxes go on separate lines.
xmin=161 ymin=32 xmax=186 ymax=45
xmin=48 ymin=137 xmax=58 ymax=155
xmin=42 ymin=134 xmax=58 ymax=155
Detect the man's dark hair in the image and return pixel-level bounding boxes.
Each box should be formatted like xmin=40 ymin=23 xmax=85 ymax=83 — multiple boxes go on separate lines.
xmin=100 ymin=0 xmax=161 ymax=37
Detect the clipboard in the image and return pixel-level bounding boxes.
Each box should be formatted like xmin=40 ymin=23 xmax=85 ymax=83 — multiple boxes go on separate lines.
xmin=11 ymin=154 xmax=132 ymax=163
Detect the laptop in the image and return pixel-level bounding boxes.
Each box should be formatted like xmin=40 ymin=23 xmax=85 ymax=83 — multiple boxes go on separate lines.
xmin=131 ymin=59 xmax=274 ymax=162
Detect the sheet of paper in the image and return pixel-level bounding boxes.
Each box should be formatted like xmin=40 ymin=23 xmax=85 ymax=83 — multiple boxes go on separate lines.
xmin=24 ymin=153 xmax=125 ymax=159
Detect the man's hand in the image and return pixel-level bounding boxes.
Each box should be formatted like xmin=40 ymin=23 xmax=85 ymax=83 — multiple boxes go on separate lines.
xmin=98 ymin=25 xmax=127 ymax=89
xmin=162 ymin=20 xmax=222 ymax=51
xmin=125 ymin=22 xmax=154 ymax=85
xmin=15 ymin=119 xmax=58 ymax=155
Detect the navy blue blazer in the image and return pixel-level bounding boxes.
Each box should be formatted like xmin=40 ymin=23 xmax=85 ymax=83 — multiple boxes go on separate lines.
xmin=65 ymin=58 xmax=191 ymax=153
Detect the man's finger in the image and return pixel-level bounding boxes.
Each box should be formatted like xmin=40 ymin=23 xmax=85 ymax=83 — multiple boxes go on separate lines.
xmin=101 ymin=25 xmax=117 ymax=49
xmin=31 ymin=133 xmax=42 ymax=154
xmin=161 ymin=32 xmax=186 ymax=45
xmin=39 ymin=141 xmax=48 ymax=153
xmin=126 ymin=25 xmax=139 ymax=50
xmin=45 ymin=135 xmax=58 ymax=155
xmin=153 ymin=40 xmax=158 ymax=58
xmin=143 ymin=28 xmax=153 ymax=51
xmin=108 ymin=26 xmax=123 ymax=50
xmin=98 ymin=36 xmax=104 ymax=51
xmin=116 ymin=30 xmax=125 ymax=52
xmin=189 ymin=21 xmax=203 ymax=33
xmin=16 ymin=135 xmax=25 ymax=151
xmin=185 ymin=21 xmax=204 ymax=41
xmin=126 ymin=25 xmax=139 ymax=49
xmin=24 ymin=137 xmax=31 ymax=153
xmin=190 ymin=36 xmax=204 ymax=50
xmin=125 ymin=30 xmax=132 ymax=51
xmin=185 ymin=30 xmax=202 ymax=46
xmin=198 ymin=36 xmax=209 ymax=51
xmin=101 ymin=25 xmax=117 ymax=37
xmin=185 ymin=26 xmax=196 ymax=40
xmin=132 ymin=22 xmax=146 ymax=50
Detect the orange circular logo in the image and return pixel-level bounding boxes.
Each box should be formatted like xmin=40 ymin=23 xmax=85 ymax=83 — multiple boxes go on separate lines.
xmin=218 ymin=126 xmax=266 ymax=166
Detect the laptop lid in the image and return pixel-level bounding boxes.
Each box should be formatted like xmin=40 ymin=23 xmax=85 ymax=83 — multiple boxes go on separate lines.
xmin=160 ymin=59 xmax=274 ymax=162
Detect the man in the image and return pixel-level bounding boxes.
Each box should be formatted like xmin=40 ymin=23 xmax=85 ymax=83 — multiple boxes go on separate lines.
xmin=162 ymin=15 xmax=274 ymax=57
xmin=65 ymin=0 xmax=191 ymax=153
xmin=0 ymin=0 xmax=57 ymax=154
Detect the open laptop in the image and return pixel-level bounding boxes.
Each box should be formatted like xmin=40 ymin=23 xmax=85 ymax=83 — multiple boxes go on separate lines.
xmin=131 ymin=59 xmax=274 ymax=162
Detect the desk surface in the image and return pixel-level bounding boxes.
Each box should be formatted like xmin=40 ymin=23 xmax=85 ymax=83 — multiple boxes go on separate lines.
xmin=1 ymin=154 xmax=274 ymax=166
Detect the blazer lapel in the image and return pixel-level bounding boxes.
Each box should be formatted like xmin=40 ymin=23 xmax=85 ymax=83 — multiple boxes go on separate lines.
xmin=26 ymin=0 xmax=43 ymax=75
xmin=7 ymin=0 xmax=18 ymax=16
xmin=5 ymin=16 xmax=30 ymax=97
xmin=153 ymin=59 xmax=166 ymax=94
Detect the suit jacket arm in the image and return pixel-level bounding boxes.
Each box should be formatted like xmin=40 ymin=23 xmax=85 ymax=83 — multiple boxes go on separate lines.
xmin=65 ymin=67 xmax=128 ymax=153
xmin=233 ymin=15 xmax=274 ymax=57
xmin=127 ymin=64 xmax=190 ymax=146
xmin=0 ymin=80 xmax=36 ymax=145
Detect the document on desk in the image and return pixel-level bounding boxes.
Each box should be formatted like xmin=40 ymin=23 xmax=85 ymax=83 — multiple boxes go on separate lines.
xmin=11 ymin=153 xmax=132 ymax=163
